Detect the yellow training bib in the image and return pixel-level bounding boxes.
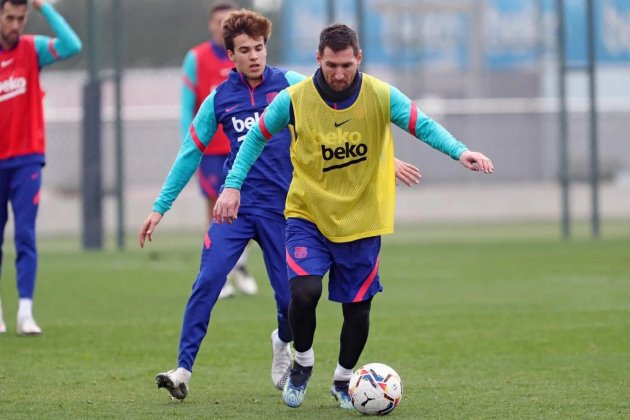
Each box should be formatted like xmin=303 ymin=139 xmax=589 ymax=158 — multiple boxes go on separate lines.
xmin=285 ymin=74 xmax=395 ymax=242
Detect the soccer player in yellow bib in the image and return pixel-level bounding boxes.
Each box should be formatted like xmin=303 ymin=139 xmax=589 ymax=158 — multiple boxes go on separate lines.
xmin=214 ymin=23 xmax=494 ymax=409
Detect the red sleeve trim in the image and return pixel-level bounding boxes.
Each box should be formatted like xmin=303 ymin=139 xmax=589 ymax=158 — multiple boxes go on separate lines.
xmin=190 ymin=124 xmax=206 ymax=153
xmin=182 ymin=74 xmax=195 ymax=92
xmin=48 ymin=39 xmax=60 ymax=60
xmin=408 ymin=103 xmax=418 ymax=137
xmin=259 ymin=111 xmax=272 ymax=140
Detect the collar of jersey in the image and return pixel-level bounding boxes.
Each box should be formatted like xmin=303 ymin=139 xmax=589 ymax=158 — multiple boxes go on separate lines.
xmin=313 ymin=68 xmax=362 ymax=103
xmin=227 ymin=65 xmax=272 ymax=86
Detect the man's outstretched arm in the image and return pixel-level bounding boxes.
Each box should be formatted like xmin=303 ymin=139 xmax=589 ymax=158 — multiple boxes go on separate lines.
xmin=389 ymin=85 xmax=493 ymax=174
xmin=33 ymin=0 xmax=82 ymax=67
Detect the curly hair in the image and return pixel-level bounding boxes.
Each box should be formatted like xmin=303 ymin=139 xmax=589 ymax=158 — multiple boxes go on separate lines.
xmin=222 ymin=9 xmax=272 ymax=52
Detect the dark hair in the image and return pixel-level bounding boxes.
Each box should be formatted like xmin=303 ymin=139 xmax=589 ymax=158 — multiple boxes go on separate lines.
xmin=318 ymin=24 xmax=360 ymax=56
xmin=209 ymin=0 xmax=238 ymax=19
xmin=1 ymin=0 xmax=27 ymax=7
xmin=222 ymin=9 xmax=272 ymax=52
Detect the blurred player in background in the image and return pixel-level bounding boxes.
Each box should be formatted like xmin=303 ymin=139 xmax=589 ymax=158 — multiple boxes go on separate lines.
xmin=181 ymin=0 xmax=257 ymax=299
xmin=214 ymin=23 xmax=493 ymax=410
xmin=140 ymin=10 xmax=420 ymax=402
xmin=0 ymin=0 xmax=81 ymax=335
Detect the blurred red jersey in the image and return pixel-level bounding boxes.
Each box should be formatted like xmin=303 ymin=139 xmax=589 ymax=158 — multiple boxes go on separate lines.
xmin=0 ymin=36 xmax=45 ymax=160
xmin=190 ymin=42 xmax=233 ymax=155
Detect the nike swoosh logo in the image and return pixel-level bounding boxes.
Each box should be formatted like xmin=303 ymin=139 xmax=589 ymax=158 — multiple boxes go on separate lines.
xmin=334 ymin=119 xmax=351 ymax=128
xmin=225 ymin=105 xmax=238 ymax=112
xmin=1 ymin=59 xmax=14 ymax=68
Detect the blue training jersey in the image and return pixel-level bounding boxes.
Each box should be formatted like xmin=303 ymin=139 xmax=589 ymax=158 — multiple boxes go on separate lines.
xmin=153 ymin=65 xmax=305 ymax=220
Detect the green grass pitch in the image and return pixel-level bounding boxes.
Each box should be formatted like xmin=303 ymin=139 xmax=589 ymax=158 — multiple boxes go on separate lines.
xmin=0 ymin=223 xmax=628 ymax=418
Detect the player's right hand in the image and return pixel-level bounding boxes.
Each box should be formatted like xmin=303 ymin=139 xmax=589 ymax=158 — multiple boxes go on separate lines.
xmin=213 ymin=188 xmax=241 ymax=224
xmin=139 ymin=211 xmax=163 ymax=248
xmin=31 ymin=0 xmax=45 ymax=11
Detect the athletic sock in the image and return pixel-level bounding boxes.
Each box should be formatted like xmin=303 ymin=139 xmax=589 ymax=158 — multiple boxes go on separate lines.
xmin=294 ymin=347 xmax=314 ymax=367
xmin=272 ymin=329 xmax=289 ymax=348
xmin=333 ymin=363 xmax=353 ymax=382
xmin=236 ymin=246 xmax=249 ymax=267
xmin=17 ymin=298 xmax=33 ymax=320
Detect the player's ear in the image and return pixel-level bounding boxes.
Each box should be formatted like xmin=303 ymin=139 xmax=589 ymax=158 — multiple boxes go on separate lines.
xmin=316 ymin=50 xmax=322 ymax=66
xmin=356 ymin=49 xmax=363 ymax=66
xmin=227 ymin=49 xmax=236 ymax=63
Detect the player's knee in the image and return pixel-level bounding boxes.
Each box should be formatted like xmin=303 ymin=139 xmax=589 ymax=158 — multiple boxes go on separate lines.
xmin=342 ymin=298 xmax=372 ymax=324
xmin=13 ymin=227 xmax=36 ymax=250
xmin=194 ymin=271 xmax=229 ymax=295
xmin=289 ymin=275 xmax=322 ymax=307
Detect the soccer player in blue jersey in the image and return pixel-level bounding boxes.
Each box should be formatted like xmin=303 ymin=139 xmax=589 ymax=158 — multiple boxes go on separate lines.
xmin=182 ymin=1 xmax=259 ymax=299
xmin=214 ymin=24 xmax=494 ymax=409
xmin=139 ymin=9 xmax=297 ymax=401
xmin=0 ymin=0 xmax=81 ymax=335
xmin=139 ymin=11 xmax=420 ymax=401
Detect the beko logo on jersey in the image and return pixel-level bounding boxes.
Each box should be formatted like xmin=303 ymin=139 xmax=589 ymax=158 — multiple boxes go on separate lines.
xmin=0 ymin=76 xmax=27 ymax=103
xmin=320 ymin=129 xmax=367 ymax=172
xmin=232 ymin=112 xmax=261 ymax=142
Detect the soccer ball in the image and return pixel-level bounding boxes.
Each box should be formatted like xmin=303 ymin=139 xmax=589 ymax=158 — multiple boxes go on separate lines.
xmin=349 ymin=363 xmax=403 ymax=415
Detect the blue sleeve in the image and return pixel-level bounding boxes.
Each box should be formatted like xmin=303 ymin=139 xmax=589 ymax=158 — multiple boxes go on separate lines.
xmin=389 ymin=85 xmax=468 ymax=160
xmin=180 ymin=51 xmax=197 ymax=142
xmin=34 ymin=3 xmax=81 ymax=68
xmin=152 ymin=92 xmax=218 ymax=214
xmin=224 ymin=89 xmax=292 ymax=189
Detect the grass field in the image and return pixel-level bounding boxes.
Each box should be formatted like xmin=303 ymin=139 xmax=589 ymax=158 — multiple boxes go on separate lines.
xmin=0 ymin=223 xmax=629 ymax=419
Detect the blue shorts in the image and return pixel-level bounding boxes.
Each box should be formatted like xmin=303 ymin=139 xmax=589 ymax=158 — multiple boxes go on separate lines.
xmin=197 ymin=154 xmax=228 ymax=200
xmin=285 ymin=218 xmax=382 ymax=303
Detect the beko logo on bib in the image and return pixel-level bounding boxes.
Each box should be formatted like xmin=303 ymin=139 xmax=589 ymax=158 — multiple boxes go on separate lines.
xmin=232 ymin=112 xmax=261 ymax=142
xmin=0 ymin=76 xmax=27 ymax=102
xmin=319 ymin=129 xmax=368 ymax=172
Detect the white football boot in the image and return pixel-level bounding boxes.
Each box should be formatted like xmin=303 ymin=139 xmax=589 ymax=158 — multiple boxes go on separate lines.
xmin=271 ymin=329 xmax=293 ymax=390
xmin=231 ymin=266 xmax=258 ymax=295
xmin=16 ymin=316 xmax=42 ymax=336
xmin=155 ymin=367 xmax=191 ymax=400
xmin=218 ymin=280 xmax=236 ymax=299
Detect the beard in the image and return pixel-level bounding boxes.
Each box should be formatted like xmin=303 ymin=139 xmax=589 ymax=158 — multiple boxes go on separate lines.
xmin=1 ymin=30 xmax=19 ymax=47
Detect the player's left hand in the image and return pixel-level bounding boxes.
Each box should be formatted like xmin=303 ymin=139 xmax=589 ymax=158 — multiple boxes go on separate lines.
xmin=394 ymin=158 xmax=422 ymax=186
xmin=213 ymin=188 xmax=241 ymax=224
xmin=459 ymin=151 xmax=494 ymax=174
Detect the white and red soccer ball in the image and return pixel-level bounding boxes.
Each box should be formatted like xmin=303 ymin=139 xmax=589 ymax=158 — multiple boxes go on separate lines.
xmin=349 ymin=363 xmax=403 ymax=415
